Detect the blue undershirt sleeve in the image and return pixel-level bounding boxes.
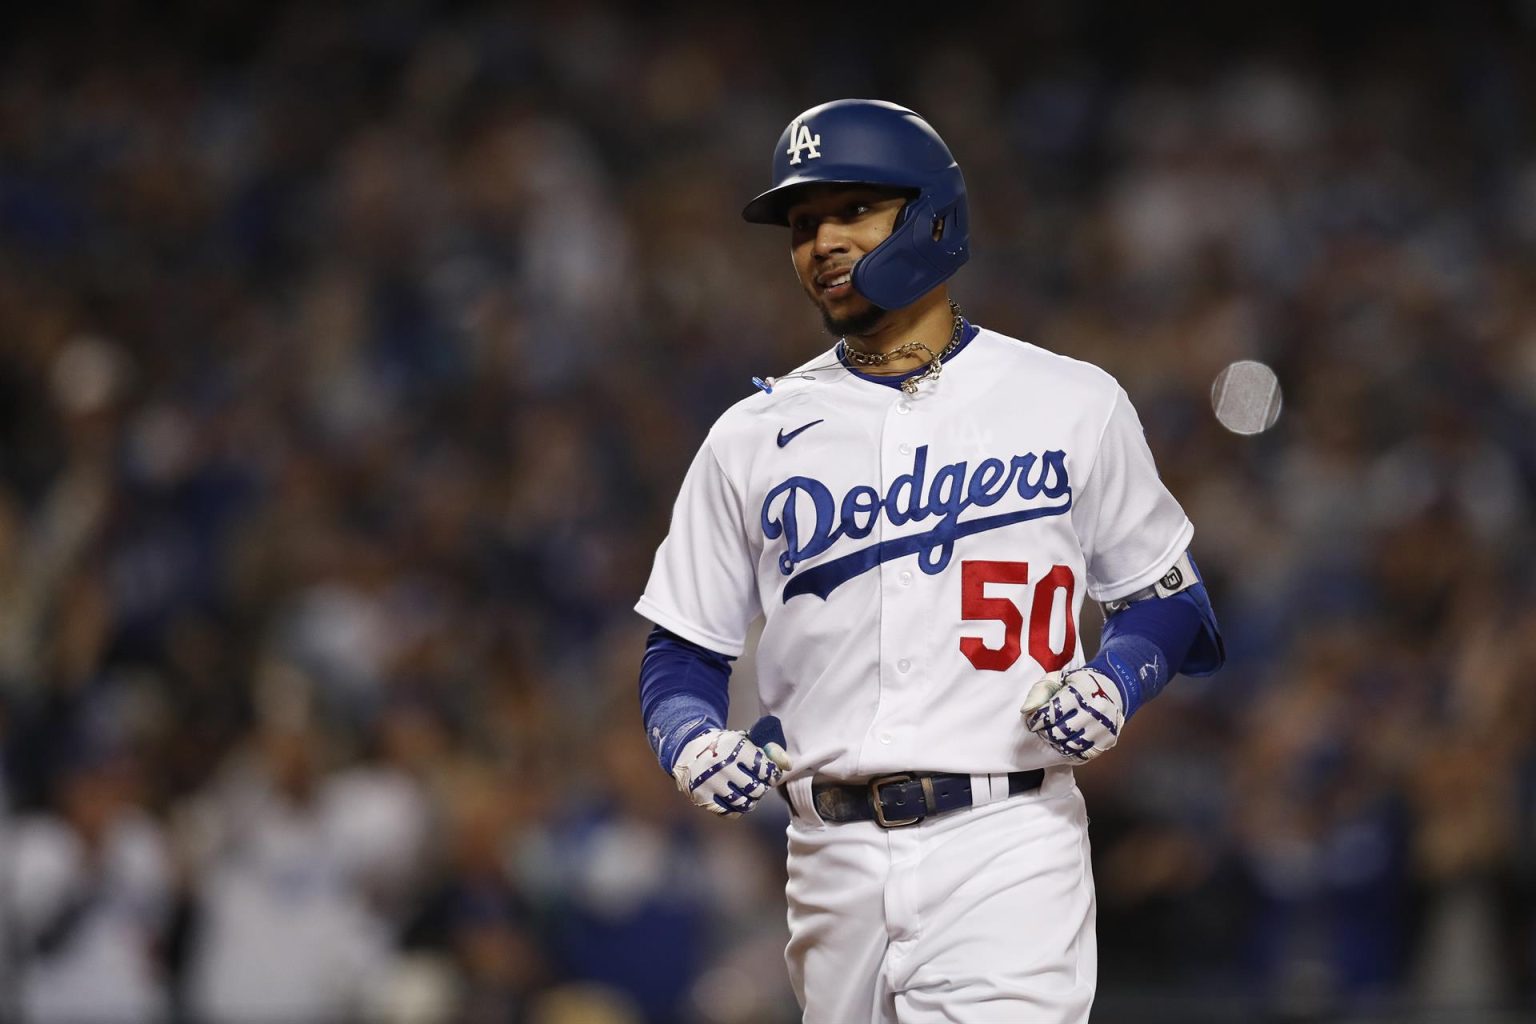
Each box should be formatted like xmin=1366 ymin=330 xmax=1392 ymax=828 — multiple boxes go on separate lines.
xmin=639 ymin=625 xmax=734 ymax=774
xmin=1088 ymin=578 xmax=1224 ymax=719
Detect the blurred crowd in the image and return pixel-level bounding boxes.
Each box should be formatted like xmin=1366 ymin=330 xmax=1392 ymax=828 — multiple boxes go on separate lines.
xmin=1 ymin=2 xmax=1534 ymax=1021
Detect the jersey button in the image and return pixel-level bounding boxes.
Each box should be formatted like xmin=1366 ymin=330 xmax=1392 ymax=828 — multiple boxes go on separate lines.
xmin=897 ymin=659 xmax=911 ymax=673
xmin=896 ymin=402 xmax=911 ymax=415
xmin=878 ymin=733 xmax=893 ymax=744
xmin=898 ymin=443 xmax=912 ymax=455
xmin=899 ymin=571 xmax=913 ymax=586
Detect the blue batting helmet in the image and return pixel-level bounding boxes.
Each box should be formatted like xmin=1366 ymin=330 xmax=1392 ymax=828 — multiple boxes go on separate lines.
xmin=742 ymin=99 xmax=969 ymax=311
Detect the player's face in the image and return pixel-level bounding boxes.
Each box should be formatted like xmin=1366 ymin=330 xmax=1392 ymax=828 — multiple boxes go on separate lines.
xmin=787 ymin=186 xmax=907 ymax=336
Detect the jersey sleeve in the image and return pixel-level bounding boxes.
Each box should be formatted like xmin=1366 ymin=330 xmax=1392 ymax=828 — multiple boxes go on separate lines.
xmin=1073 ymin=387 xmax=1194 ymax=602
xmin=634 ymin=436 xmax=760 ymax=658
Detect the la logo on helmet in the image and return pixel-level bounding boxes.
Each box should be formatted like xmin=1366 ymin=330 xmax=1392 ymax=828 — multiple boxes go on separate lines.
xmin=786 ymin=120 xmax=821 ymax=165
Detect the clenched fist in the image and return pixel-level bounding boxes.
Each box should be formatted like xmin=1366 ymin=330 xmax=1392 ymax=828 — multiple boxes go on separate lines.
xmin=1021 ymin=668 xmax=1126 ymax=762
xmin=672 ymin=728 xmax=792 ymax=816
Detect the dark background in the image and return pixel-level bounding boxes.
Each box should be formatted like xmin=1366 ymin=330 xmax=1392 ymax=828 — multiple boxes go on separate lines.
xmin=1 ymin=1 xmax=1534 ymax=1021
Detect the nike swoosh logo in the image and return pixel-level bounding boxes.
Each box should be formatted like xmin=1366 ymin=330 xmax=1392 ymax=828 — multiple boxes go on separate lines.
xmin=776 ymin=419 xmax=825 ymax=448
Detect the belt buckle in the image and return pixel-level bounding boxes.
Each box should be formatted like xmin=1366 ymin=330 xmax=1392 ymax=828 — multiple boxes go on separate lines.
xmin=869 ymin=773 xmax=923 ymax=829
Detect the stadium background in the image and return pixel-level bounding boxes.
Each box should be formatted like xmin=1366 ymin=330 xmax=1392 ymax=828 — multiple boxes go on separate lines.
xmin=1 ymin=1 xmax=1534 ymax=1021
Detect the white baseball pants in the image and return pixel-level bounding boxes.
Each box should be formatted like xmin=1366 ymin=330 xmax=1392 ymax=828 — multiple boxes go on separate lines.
xmin=783 ymin=766 xmax=1096 ymax=1023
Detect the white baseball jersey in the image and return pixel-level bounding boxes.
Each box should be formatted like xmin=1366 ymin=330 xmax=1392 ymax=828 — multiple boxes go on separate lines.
xmin=636 ymin=325 xmax=1192 ymax=781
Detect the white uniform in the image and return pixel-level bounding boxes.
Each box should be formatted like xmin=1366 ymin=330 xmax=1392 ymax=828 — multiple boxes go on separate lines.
xmin=637 ymin=324 xmax=1193 ymax=1022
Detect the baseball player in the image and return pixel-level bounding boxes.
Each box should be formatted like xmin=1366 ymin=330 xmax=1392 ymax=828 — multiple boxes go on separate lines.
xmin=636 ymin=99 xmax=1223 ymax=1023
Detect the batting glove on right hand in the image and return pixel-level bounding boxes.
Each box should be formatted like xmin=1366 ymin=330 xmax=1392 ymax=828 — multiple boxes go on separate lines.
xmin=672 ymin=729 xmax=792 ymax=817
xmin=1021 ymin=668 xmax=1126 ymax=762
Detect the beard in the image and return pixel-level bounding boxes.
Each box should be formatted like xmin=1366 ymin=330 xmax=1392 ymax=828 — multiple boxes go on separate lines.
xmin=820 ymin=300 xmax=889 ymax=338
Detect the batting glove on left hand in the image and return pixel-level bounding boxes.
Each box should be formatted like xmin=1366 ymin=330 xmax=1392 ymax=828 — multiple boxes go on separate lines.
xmin=1021 ymin=668 xmax=1126 ymax=762
xmin=672 ymin=728 xmax=792 ymax=817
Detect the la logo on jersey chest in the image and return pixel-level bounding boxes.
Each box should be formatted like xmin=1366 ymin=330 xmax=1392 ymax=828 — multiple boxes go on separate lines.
xmin=786 ymin=119 xmax=821 ymax=165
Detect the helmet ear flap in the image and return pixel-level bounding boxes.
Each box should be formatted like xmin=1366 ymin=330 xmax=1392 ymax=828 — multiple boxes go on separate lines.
xmin=851 ymin=189 xmax=969 ymax=310
xmin=931 ymin=199 xmax=966 ymax=258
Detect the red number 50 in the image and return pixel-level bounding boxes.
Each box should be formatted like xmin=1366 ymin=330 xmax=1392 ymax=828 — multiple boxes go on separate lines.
xmin=959 ymin=560 xmax=1076 ymax=672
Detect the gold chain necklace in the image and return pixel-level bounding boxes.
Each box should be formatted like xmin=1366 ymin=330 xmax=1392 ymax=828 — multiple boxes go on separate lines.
xmin=841 ymin=300 xmax=965 ymax=395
